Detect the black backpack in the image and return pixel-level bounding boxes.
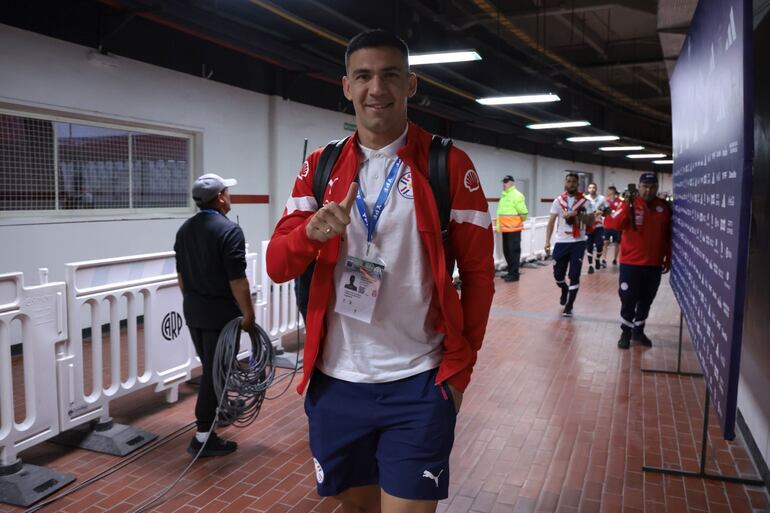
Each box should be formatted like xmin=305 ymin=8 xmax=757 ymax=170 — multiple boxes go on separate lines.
xmin=295 ymin=135 xmax=454 ymax=320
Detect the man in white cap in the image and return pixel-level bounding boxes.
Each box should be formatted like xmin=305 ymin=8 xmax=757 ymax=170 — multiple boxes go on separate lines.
xmin=174 ymin=173 xmax=255 ymax=457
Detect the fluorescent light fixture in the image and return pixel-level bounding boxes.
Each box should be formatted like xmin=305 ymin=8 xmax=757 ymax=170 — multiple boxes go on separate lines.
xmin=526 ymin=120 xmax=591 ymax=130
xmin=599 ymin=145 xmax=645 ymax=152
xmin=409 ymin=51 xmax=482 ymax=65
xmin=566 ymin=135 xmax=619 ymax=142
xmin=653 ymin=159 xmax=674 ymax=164
xmin=627 ymin=153 xmax=667 ymax=159
xmin=476 ymin=94 xmax=560 ymax=105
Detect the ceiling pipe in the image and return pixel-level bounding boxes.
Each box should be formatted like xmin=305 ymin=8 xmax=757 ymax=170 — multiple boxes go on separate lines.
xmin=96 ymin=0 xmax=296 ymax=70
xmin=405 ymin=0 xmax=671 ymax=147
xmin=469 ymin=0 xmax=670 ymax=124
xmin=247 ymin=0 xmax=546 ymax=125
xmin=95 ymin=0 xmax=665 ymax=154
xmin=249 ymin=0 xmax=654 ymax=146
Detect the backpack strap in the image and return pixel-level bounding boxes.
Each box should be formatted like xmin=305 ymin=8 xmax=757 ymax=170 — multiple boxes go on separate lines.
xmin=428 ymin=135 xmax=455 ymax=278
xmin=428 ymin=135 xmax=453 ymax=238
xmin=312 ymin=136 xmax=350 ymax=206
xmin=296 ymin=136 xmax=349 ymax=322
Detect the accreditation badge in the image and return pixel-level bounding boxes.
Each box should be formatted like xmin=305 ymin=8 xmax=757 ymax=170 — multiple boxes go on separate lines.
xmin=334 ymin=255 xmax=385 ymax=324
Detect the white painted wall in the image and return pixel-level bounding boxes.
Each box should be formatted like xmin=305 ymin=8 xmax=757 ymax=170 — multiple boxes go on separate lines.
xmin=0 ymin=24 xmax=271 ymax=283
xmin=658 ymin=172 xmax=674 ymax=195
xmin=269 ymin=99 xmax=356 ymax=227
xmin=459 ymin=142 xmax=535 ymax=220
xmin=0 ymin=23 xmax=649 ymax=285
xmin=738 ymin=370 xmax=770 ymax=471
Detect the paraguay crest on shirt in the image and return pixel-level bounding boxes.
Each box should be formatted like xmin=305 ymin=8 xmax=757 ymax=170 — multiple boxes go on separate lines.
xmin=398 ymin=171 xmax=414 ymax=199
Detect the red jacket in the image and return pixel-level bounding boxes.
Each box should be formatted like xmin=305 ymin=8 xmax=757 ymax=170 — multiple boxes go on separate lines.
xmin=605 ymin=196 xmax=672 ymax=267
xmin=266 ymin=122 xmax=495 ymax=394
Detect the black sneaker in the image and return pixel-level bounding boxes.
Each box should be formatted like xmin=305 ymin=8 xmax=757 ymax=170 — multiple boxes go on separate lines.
xmin=587 ymin=266 xmax=595 ymax=274
xmin=634 ymin=332 xmax=653 ymax=347
xmin=559 ymin=286 xmax=569 ymax=305
xmin=617 ymin=331 xmax=631 ymax=349
xmin=562 ymin=305 xmax=573 ymax=317
xmin=187 ymin=432 xmax=237 ymax=457
xmin=503 ymin=275 xmax=519 ymax=282
xmin=612 ymin=259 xmax=617 ymax=266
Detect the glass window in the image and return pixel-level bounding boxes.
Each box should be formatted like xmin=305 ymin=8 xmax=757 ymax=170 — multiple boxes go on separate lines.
xmin=0 ymin=112 xmax=191 ymax=213
xmin=0 ymin=114 xmax=55 ymax=211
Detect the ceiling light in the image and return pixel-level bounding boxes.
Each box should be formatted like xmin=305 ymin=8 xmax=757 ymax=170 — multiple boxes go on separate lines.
xmin=476 ymin=94 xmax=560 ymax=105
xmin=409 ymin=51 xmax=482 ymax=65
xmin=653 ymin=159 xmax=674 ymax=164
xmin=627 ymin=153 xmax=667 ymax=159
xmin=526 ymin=121 xmax=591 ymax=130
xmin=566 ymin=135 xmax=620 ymax=142
xmin=599 ymin=145 xmax=645 ymax=152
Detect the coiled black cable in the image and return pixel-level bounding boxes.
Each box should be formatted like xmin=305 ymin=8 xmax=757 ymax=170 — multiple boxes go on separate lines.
xmin=132 ymin=317 xmax=275 ymax=512
xmin=213 ymin=317 xmax=275 ymax=428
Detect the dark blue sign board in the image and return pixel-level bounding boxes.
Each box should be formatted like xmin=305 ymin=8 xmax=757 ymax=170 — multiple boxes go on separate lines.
xmin=670 ymin=0 xmax=752 ymax=440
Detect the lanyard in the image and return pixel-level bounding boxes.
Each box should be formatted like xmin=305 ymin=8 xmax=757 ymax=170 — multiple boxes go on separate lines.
xmin=355 ymin=158 xmax=401 ymax=254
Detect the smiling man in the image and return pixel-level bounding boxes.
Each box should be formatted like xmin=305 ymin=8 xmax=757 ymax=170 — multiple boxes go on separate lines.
xmin=266 ymin=30 xmax=495 ymax=513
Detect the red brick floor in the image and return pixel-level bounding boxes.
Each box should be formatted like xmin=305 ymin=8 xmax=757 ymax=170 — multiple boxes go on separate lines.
xmin=3 ymin=263 xmax=768 ymax=513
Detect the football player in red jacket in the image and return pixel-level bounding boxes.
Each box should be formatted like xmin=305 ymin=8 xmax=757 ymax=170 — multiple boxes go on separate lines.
xmin=267 ymin=30 xmax=494 ymax=512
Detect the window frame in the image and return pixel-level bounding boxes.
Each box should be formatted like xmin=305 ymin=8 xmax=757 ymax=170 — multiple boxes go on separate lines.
xmin=0 ymin=106 xmax=197 ymax=224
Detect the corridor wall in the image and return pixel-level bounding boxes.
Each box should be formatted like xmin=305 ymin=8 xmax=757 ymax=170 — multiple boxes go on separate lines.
xmin=1 ymin=23 xmax=649 ymax=286
xmin=737 ymin=7 xmax=770 ymax=482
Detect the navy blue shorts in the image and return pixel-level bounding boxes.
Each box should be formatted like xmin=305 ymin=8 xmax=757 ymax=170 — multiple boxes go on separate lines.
xmin=304 ymin=368 xmax=456 ymax=500
xmin=604 ymin=229 xmax=621 ymax=243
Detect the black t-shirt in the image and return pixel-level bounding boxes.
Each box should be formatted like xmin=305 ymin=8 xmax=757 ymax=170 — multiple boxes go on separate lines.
xmin=174 ymin=210 xmax=246 ymax=330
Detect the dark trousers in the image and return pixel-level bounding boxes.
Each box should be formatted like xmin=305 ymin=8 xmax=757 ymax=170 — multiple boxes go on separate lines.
xmin=189 ymin=327 xmax=221 ymax=432
xmin=618 ymin=264 xmax=662 ymax=333
xmin=553 ymin=241 xmax=586 ymax=305
xmin=585 ymin=227 xmax=604 ymax=266
xmin=502 ymin=231 xmax=522 ymax=278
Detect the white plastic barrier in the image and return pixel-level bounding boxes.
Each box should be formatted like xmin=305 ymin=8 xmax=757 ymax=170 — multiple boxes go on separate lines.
xmin=491 ymin=216 xmax=551 ymax=270
xmin=520 ymin=220 xmax=534 ymax=261
xmin=0 ymin=273 xmax=67 ymax=466
xmin=492 ymin=230 xmax=506 ymax=269
xmin=529 ymin=216 xmax=551 ymax=259
xmin=56 ymin=250 xmax=259 ymax=431
xmin=56 ymin=252 xmax=192 ymax=431
xmin=256 ymin=241 xmax=304 ymax=342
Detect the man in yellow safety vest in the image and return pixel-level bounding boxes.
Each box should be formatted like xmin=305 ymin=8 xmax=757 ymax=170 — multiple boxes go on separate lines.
xmin=497 ymin=175 xmax=528 ymax=282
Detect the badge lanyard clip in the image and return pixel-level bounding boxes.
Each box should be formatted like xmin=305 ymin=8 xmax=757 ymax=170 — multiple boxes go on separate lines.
xmin=355 ymin=158 xmax=401 ymax=257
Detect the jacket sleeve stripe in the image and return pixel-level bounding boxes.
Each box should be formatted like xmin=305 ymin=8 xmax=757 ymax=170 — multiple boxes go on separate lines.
xmin=285 ymin=195 xmax=318 ymax=215
xmin=450 ymin=209 xmax=492 ymax=229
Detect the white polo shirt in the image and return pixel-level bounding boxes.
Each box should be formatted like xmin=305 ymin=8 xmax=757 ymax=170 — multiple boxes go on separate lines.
xmin=318 ymin=128 xmax=444 ymax=383
xmin=550 ymin=195 xmax=595 ymax=243
xmin=585 ymin=194 xmax=608 ymax=227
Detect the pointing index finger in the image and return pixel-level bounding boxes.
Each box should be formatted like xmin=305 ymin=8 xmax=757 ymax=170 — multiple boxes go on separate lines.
xmin=339 ymin=182 xmax=359 ymax=213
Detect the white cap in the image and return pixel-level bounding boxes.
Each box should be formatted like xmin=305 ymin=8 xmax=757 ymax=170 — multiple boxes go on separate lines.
xmin=192 ymin=173 xmax=237 ymax=205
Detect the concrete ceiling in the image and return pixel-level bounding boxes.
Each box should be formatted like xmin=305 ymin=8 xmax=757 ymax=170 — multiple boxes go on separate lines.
xmin=0 ymin=0 xmax=704 ymax=170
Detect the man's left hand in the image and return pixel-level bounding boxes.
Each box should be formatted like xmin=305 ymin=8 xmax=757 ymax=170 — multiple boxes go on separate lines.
xmin=240 ymin=315 xmax=256 ymax=333
xmin=447 ymin=383 xmax=463 ymax=413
